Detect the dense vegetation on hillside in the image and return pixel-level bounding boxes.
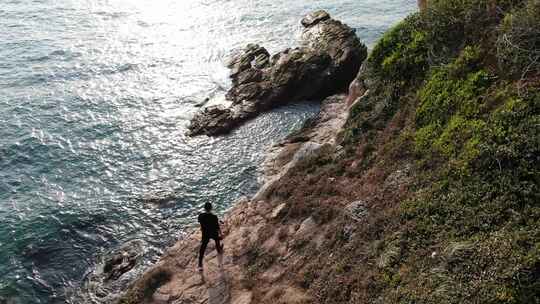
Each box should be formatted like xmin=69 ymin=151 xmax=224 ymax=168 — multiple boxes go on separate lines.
xmin=265 ymin=0 xmax=539 ymax=303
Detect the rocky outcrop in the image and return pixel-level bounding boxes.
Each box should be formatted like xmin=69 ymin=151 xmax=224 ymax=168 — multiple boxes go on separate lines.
xmin=188 ymin=10 xmax=367 ymax=136
xmin=117 ymin=94 xmax=352 ymax=304
xmin=259 ymin=94 xmax=349 ymax=185
xmin=103 ymin=241 xmax=143 ymax=282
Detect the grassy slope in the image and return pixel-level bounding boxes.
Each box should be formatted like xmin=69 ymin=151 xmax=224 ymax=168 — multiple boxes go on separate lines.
xmin=244 ymin=1 xmax=539 ymax=303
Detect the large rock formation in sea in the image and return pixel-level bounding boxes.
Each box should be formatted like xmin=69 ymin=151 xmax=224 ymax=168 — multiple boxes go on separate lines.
xmin=188 ymin=10 xmax=367 ymax=136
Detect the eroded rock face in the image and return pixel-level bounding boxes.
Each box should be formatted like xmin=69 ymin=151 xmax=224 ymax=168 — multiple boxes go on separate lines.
xmin=188 ymin=105 xmax=238 ymax=137
xmin=300 ymin=10 xmax=330 ymax=27
xmin=188 ymin=10 xmax=367 ymax=136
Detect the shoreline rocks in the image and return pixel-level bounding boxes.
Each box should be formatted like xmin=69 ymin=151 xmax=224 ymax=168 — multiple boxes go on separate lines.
xmin=114 ymin=10 xmax=366 ymax=304
xmin=117 ymin=93 xmax=351 ymax=304
xmin=103 ymin=241 xmax=143 ymax=282
xmin=188 ymin=10 xmax=367 ymax=136
xmin=258 ymin=94 xmax=349 ymax=186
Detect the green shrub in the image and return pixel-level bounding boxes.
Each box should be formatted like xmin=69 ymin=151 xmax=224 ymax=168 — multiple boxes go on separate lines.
xmin=433 ymin=115 xmax=486 ymax=161
xmin=496 ymin=1 xmax=540 ymax=78
xmin=402 ymin=87 xmax=540 ymax=303
xmin=342 ymin=81 xmax=404 ymax=147
xmin=414 ymin=46 xmax=492 ymax=166
xmin=338 ymin=1 xmax=540 ymax=303
xmin=368 ymin=14 xmax=428 ymax=83
xmin=476 ymin=92 xmax=540 ymax=176
xmin=368 ymin=0 xmax=528 ymax=83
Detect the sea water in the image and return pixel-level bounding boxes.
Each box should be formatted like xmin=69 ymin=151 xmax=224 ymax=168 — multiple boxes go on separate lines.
xmin=0 ymin=0 xmax=416 ymax=302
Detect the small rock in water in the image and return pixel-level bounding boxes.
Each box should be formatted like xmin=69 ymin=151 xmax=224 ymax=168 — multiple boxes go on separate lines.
xmin=188 ymin=105 xmax=238 ymax=136
xmin=141 ymin=189 xmax=179 ymax=206
xmin=103 ymin=240 xmax=143 ymax=281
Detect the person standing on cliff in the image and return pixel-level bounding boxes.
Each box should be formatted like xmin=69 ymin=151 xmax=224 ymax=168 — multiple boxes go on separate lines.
xmin=197 ymin=202 xmax=223 ymax=272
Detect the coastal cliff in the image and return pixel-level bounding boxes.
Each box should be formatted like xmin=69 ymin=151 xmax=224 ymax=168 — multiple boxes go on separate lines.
xmin=118 ymin=1 xmax=539 ymax=303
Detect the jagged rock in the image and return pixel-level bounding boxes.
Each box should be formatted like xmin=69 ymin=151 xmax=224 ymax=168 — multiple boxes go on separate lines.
xmin=383 ymin=164 xmax=412 ymax=191
xmin=346 ymin=69 xmax=367 ymax=105
xmin=189 ymin=105 xmax=238 ymax=136
xmin=228 ymin=43 xmax=270 ymax=78
xmin=345 ymin=200 xmax=369 ymax=222
xmin=103 ymin=240 xmax=143 ymax=281
xmin=295 ymin=217 xmax=317 ymax=239
xmin=346 ymin=59 xmax=371 ymax=104
xmin=253 ymin=53 xmax=270 ymax=69
xmin=300 ymin=11 xmax=366 ymax=93
xmin=188 ymin=11 xmax=367 ymax=136
xmin=233 ymin=291 xmax=253 ymax=304
xmin=290 ymin=141 xmax=323 ymax=163
xmin=270 ymin=203 xmax=287 ymax=219
xmin=234 ymin=68 xmax=263 ymax=86
xmin=300 ymin=10 xmax=330 ymax=27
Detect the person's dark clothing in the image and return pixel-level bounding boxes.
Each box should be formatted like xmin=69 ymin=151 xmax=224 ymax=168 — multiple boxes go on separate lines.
xmin=198 ymin=212 xmax=220 ymax=238
xmin=198 ymin=212 xmax=222 ymax=268
xmin=198 ymin=236 xmax=222 ymax=267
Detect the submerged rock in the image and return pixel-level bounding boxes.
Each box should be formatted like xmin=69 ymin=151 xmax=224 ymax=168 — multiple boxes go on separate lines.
xmin=188 ymin=10 xmax=367 ymax=136
xmin=103 ymin=240 xmax=143 ymax=281
xmin=141 ymin=189 xmax=179 ymax=206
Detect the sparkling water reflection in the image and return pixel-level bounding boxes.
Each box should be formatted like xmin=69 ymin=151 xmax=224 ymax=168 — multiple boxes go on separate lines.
xmin=0 ymin=0 xmax=416 ymax=302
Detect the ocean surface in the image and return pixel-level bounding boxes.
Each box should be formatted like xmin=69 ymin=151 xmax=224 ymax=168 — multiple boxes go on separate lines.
xmin=0 ymin=0 xmax=416 ymax=303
